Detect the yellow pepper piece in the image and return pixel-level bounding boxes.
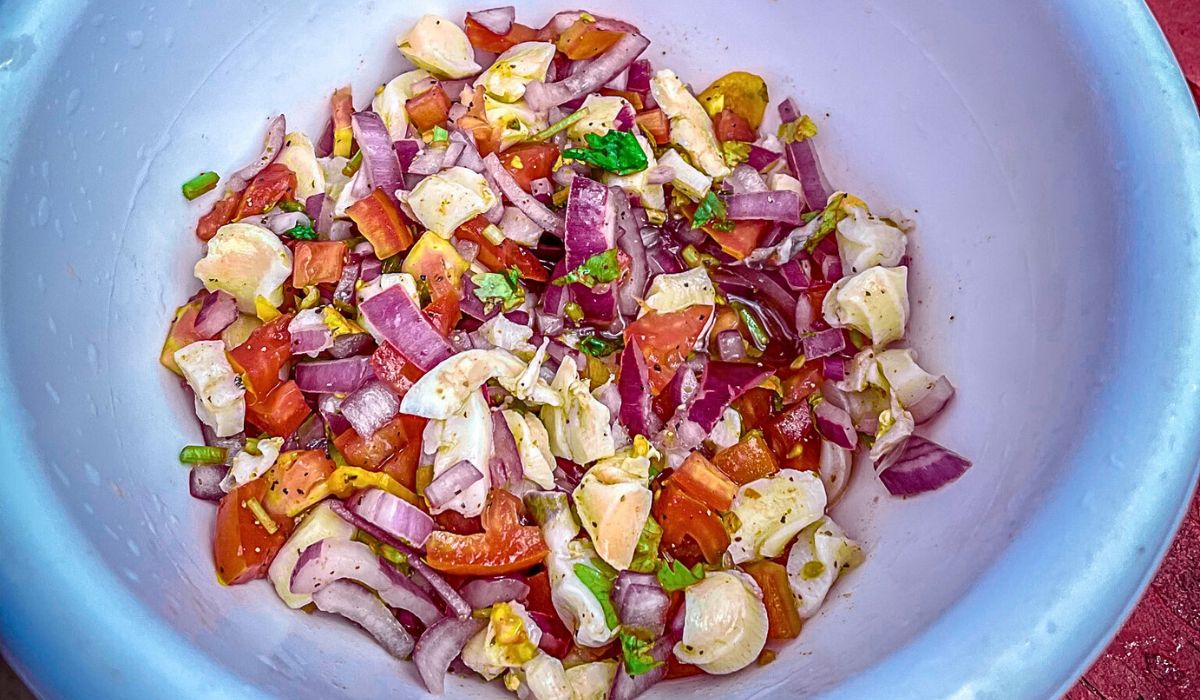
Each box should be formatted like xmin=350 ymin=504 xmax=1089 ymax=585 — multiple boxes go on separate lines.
xmin=285 ymin=466 xmax=420 ymax=517
xmin=322 ymin=306 xmax=365 ymax=337
xmin=255 ymin=295 xmax=281 ymax=322
xmin=490 ymin=602 xmax=540 ymax=665
xmin=333 ymin=127 xmax=354 ymax=159
xmin=403 ymin=232 xmax=471 ymax=289
xmin=697 ymin=71 xmax=770 ymax=129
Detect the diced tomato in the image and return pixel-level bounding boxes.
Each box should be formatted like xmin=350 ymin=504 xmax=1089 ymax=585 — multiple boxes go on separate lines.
xmin=406 ymin=84 xmax=452 ymax=132
xmin=291 ymin=241 xmax=346 ymax=288
xmin=196 ymin=190 xmax=242 ymax=241
xmin=780 ymin=362 xmax=823 ymax=406
xmin=732 ymin=387 xmax=775 ymax=430
xmin=228 ymin=314 xmax=293 ymax=399
xmin=263 ymin=450 xmax=336 ymax=518
xmin=433 ymin=509 xmax=484 ymax=536
xmin=370 ymin=342 xmax=425 ymax=399
xmin=498 ymin=142 xmax=561 ymax=193
xmin=556 ymin=20 xmax=622 ymax=60
xmin=457 ymin=86 xmax=500 ymax=156
xmin=665 ymin=656 xmax=705 ymax=679
xmin=653 ymin=481 xmax=730 ymax=566
xmin=346 ymin=188 xmax=414 ymax=259
xmin=456 ymin=216 xmax=550 ymax=282
xmin=673 ymin=452 xmax=738 ymax=511
xmin=213 ymin=477 xmax=293 ymax=585
xmin=160 ymin=298 xmax=207 ymax=375
xmin=705 ymin=218 xmax=773 ymax=260
xmin=526 ymin=571 xmax=556 ymax=617
xmin=464 ymin=16 xmax=538 ymax=53
xmin=331 ymin=86 xmax=355 ymax=158
xmin=599 ymin=88 xmax=644 ymax=111
xmin=713 ymin=109 xmax=756 ymax=143
xmin=233 ymin=163 xmax=297 ymax=220
xmin=625 ymin=305 xmax=715 ymax=394
xmin=763 ymin=402 xmax=821 ymax=471
xmin=803 ymin=282 xmax=833 ymax=322
xmin=380 ymin=442 xmax=421 ymax=492
xmin=742 ymin=560 xmax=803 ymax=640
xmin=246 ymin=380 xmax=311 ymax=438
xmin=425 ymin=490 xmax=550 ymax=575
xmin=423 ymin=293 xmax=462 ymax=338
xmin=403 ymin=232 xmax=469 ymax=303
xmin=634 ymin=109 xmax=670 ymax=145
xmin=333 ymin=414 xmax=426 ymax=471
xmin=713 ymin=432 xmax=780 ymax=485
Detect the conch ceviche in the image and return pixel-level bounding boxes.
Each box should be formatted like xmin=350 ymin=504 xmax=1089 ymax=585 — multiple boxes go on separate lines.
xmin=163 ymin=7 xmax=970 ymax=698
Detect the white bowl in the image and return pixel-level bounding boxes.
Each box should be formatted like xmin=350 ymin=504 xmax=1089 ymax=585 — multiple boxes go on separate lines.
xmin=1 ymin=1 xmax=1199 ymax=698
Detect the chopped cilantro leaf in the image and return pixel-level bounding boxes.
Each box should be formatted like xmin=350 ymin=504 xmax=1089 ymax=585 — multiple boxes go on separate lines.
xmin=656 ymin=559 xmax=705 ymax=592
xmin=579 ymin=335 xmax=624 ymax=358
xmin=628 ymin=516 xmax=662 ymax=574
xmin=691 ymin=191 xmax=735 ymax=231
xmin=472 ymin=268 xmax=525 ymax=311
xmin=619 ymin=632 xmax=664 ymax=677
xmin=284 ymin=224 xmax=318 ymax=241
xmin=563 ymin=130 xmax=649 ymax=175
xmin=573 ymin=562 xmax=620 ymax=630
xmin=553 ymin=248 xmax=620 ymax=288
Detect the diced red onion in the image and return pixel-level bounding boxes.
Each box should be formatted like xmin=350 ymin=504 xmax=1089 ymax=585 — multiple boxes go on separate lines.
xmin=188 ymin=465 xmax=227 ymax=501
xmin=442 ymin=139 xmax=466 ymax=169
xmin=359 ymin=285 xmax=455 ymax=370
xmin=289 ymin=311 xmax=334 ymax=357
xmin=328 ymin=500 xmax=472 ymax=619
xmin=194 ymin=290 xmax=238 ymax=338
xmin=424 ymin=460 xmax=485 ymax=511
xmin=813 ymin=245 xmax=843 ymax=282
xmin=725 ymin=190 xmax=802 ymax=225
xmin=527 ymin=611 xmax=572 ymax=658
xmin=610 ymin=637 xmax=670 ymax=700
xmin=747 ymin=144 xmax=781 ymax=171
xmin=304 ymin=192 xmax=324 ymax=219
xmin=564 ymin=176 xmax=618 ymax=323
xmin=876 ymin=435 xmax=973 ymax=497
xmin=813 ymin=399 xmax=857 ymax=449
xmin=333 ymin=260 xmax=361 ymax=306
xmin=227 ymin=114 xmax=285 ymax=191
xmin=285 ymin=413 xmax=329 ymax=452
xmin=360 ymin=256 xmax=383 ymax=282
xmin=687 ymin=361 xmax=774 ymax=432
xmin=539 ymin=261 xmax=569 ymax=327
xmin=802 ymin=328 xmax=845 ymax=360
xmin=460 ymin=277 xmax=501 ymax=323
xmin=454 ymin=238 xmax=480 ymax=263
xmin=460 ymin=577 xmax=530 ymax=610
xmin=311 ymin=580 xmax=415 ymax=659
xmin=785 ymin=138 xmax=832 ymax=211
xmin=626 ymin=59 xmax=651 ymax=94
xmin=645 ymin=239 xmax=683 ymax=275
xmin=490 ymin=410 xmax=524 ymax=489
xmin=612 ymin=572 xmax=669 ymax=637
xmin=413 ymin=617 xmax=486 ymax=695
xmin=778 ymin=97 xmax=802 ymax=124
xmin=645 ymin=165 xmax=676 ymax=186
xmin=352 ymin=488 xmax=435 ymax=548
xmin=292 ymin=538 xmax=441 ymax=625
xmin=408 ymin=145 xmax=449 ymax=176
xmin=483 ymin=153 xmax=563 ymax=233
xmin=716 ymin=329 xmax=747 ymax=362
xmin=329 ymin=220 xmax=354 ymax=241
xmin=262 ymin=210 xmax=310 ymax=236
xmin=500 ymin=206 xmax=543 ymax=247
xmin=394 ymin=139 xmax=422 ymax=172
xmin=316 ymin=118 xmax=334 ymax=158
xmin=340 ymin=380 xmax=401 ymax=438
xmin=778 ymin=258 xmax=814 ymax=290
xmin=618 ymin=338 xmax=662 ymax=438
xmin=295 ymin=355 xmax=374 ymax=394
xmin=468 ymin=6 xmax=515 ymax=34
xmin=529 ymin=177 xmax=554 ymax=198
xmin=451 ymin=130 xmax=485 ymax=173
xmin=611 ymin=187 xmax=648 ymax=318
xmin=329 ymin=332 xmax=373 ymax=359
xmin=823 ymin=355 xmax=847 ymax=381
xmin=909 ymin=375 xmax=956 ymax=425
xmin=728 ymin=164 xmax=768 ymax=195
xmin=551 ymin=162 xmax=580 ymax=188
xmin=523 ymin=33 xmax=651 ymax=112
xmin=713 ymin=267 xmax=798 ymax=321
xmin=319 ymin=394 xmax=351 ymax=436
xmin=614 ymin=103 xmax=636 ymax=131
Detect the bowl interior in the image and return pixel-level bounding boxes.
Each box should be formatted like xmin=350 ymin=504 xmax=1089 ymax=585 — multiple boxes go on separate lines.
xmin=1 ymin=1 xmax=1198 ymax=698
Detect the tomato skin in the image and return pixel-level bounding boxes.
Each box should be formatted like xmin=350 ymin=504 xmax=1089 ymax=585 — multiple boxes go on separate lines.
xmin=380 ymin=442 xmax=422 ymax=492
xmin=731 ymin=387 xmax=775 ymax=431
xmin=228 ymin=314 xmax=293 ymax=399
xmin=196 ymin=190 xmax=241 ymax=241
xmin=425 ymin=490 xmax=550 ymax=575
xmin=625 ymin=305 xmax=714 ymax=394
xmin=498 ymin=142 xmax=561 ymax=193
xmin=780 ymin=362 xmax=823 ymax=406
xmin=634 ymin=109 xmax=670 ymax=145
xmin=464 ymin=16 xmax=538 ymax=53
xmin=423 ymin=293 xmax=462 ymax=338
xmin=160 ymin=298 xmax=207 ymax=374
xmin=405 ymin=84 xmax=452 ymax=132
xmin=556 ymin=20 xmax=622 ymax=59
xmin=263 ymin=450 xmax=336 ymax=518
xmin=665 ymin=656 xmax=705 ymax=679
xmin=673 ymin=452 xmax=739 ymax=511
xmin=456 ymin=216 xmax=550 ymax=282
xmin=706 ymin=219 xmax=773 ymax=260
xmin=713 ymin=432 xmax=780 ymax=485
xmin=333 ymin=414 xmax=426 ymax=471
xmin=346 ymin=188 xmax=414 ymax=259
xmin=246 ymin=380 xmax=311 ymax=438
xmin=370 ymin=342 xmax=425 ymax=399
xmin=291 ymin=241 xmax=346 ymax=288
xmin=742 ymin=560 xmax=803 ymax=640
xmin=763 ymin=402 xmax=821 ymax=471
xmin=234 ymin=163 xmax=297 ymax=220
xmin=713 ymin=109 xmax=757 ymax=143
xmin=653 ymin=481 xmax=730 ymax=566
xmin=214 ymin=478 xmax=293 ymax=585
xmin=432 ymin=509 xmax=484 ymax=536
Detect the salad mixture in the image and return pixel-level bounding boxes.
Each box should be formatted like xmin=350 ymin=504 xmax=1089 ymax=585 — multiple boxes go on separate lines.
xmin=162 ymin=7 xmax=971 ymax=698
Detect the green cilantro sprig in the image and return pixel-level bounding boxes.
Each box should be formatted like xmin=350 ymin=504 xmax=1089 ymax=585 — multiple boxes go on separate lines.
xmin=692 ymin=191 xmax=735 ymax=231
xmin=472 ymin=268 xmax=525 ymax=311
xmin=563 ymin=130 xmax=649 ymax=175
xmin=553 ymin=249 xmax=620 ymax=288
xmin=619 ymin=632 xmax=664 ymax=677
xmin=656 ymin=559 xmax=705 ymax=592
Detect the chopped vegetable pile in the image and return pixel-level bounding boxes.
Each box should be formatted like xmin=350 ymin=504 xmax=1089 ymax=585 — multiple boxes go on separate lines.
xmin=162 ymin=7 xmax=970 ymax=698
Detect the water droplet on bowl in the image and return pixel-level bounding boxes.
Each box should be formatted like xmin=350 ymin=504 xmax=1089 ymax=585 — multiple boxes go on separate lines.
xmin=125 ymin=30 xmax=144 ymax=48
xmin=44 ymin=382 xmax=60 ymax=405
xmin=35 ymin=195 xmax=49 ymax=226
xmin=65 ymin=87 xmax=81 ymax=114
xmin=83 ymin=461 xmax=100 ymax=486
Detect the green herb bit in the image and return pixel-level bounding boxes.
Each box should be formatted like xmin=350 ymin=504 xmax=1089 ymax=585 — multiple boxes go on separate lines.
xmin=619 ymin=632 xmax=664 ymax=677
xmin=573 ymin=562 xmax=619 ymax=629
xmin=533 ymin=108 xmax=590 ymax=142
xmin=381 ymin=255 xmax=405 ymax=274
xmin=342 ymin=150 xmax=363 ymax=177
xmin=284 ymin=224 xmax=318 ymax=241
xmin=562 ymin=130 xmax=649 ymax=175
xmin=564 ymin=301 xmax=584 ymax=323
xmin=245 ymin=497 xmax=279 ymax=535
xmin=732 ymin=301 xmax=771 ymax=350
xmin=431 ymin=125 xmax=449 ymax=143
xmin=628 ymin=516 xmax=662 ymax=574
xmin=181 ymin=171 xmax=220 ymax=200
xmin=472 ymin=268 xmax=525 ymax=311
xmin=803 ymin=192 xmax=848 ymax=253
xmin=579 ymin=334 xmax=624 ymax=359
xmin=722 ymin=141 xmax=751 ymax=167
xmin=691 ymin=191 xmax=733 ymax=231
xmin=278 ymin=199 xmax=306 ymax=213
xmin=179 ymin=445 xmax=227 ymax=465
xmin=553 ymin=248 xmax=621 ymax=288
xmin=656 ymin=559 xmax=705 ymax=592
xmin=778 ymin=114 xmax=819 ymax=144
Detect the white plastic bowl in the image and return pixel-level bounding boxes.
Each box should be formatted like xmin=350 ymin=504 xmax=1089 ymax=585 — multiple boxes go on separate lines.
xmin=1 ymin=1 xmax=1199 ymax=698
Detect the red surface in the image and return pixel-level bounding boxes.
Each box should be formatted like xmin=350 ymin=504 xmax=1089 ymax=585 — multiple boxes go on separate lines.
xmin=1069 ymin=9 xmax=1200 ymax=697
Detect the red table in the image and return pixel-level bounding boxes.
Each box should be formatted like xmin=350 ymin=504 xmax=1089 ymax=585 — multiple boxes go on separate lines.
xmin=1067 ymin=5 xmax=1199 ymax=697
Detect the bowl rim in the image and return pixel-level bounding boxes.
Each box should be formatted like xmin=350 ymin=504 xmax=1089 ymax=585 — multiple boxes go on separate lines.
xmin=1 ymin=0 xmax=1198 ymax=698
